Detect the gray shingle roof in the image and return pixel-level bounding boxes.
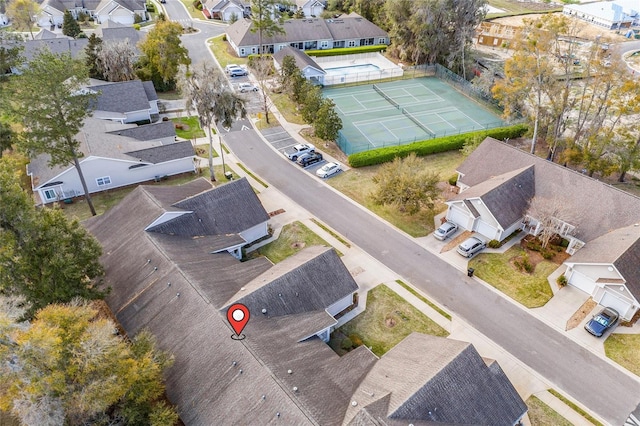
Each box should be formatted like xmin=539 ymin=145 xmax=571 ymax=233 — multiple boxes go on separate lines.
xmin=20 ymin=38 xmax=89 ymax=61
xmin=89 ymin=80 xmax=155 ymax=114
xmin=455 ymin=166 xmax=535 ymax=229
xmin=146 ymin=177 xmax=269 ymax=236
xmin=344 ymin=333 xmax=527 ymax=425
xmin=107 ymin=120 xmax=175 ymax=141
xmin=125 ymin=140 xmax=194 ymax=164
xmin=458 ymin=138 xmax=640 ymax=242
xmin=273 ymin=46 xmax=324 ymax=73
xmin=325 ymin=15 xmax=388 ymax=40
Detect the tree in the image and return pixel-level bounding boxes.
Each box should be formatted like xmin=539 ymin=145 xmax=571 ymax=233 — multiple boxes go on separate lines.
xmin=6 ymin=0 xmax=38 ymax=40
xmin=314 ymin=98 xmax=342 ymax=141
xmin=9 ymin=49 xmax=98 ymax=216
xmin=0 ymin=302 xmax=178 ymax=425
xmin=0 ymin=32 xmax=24 ymax=80
xmin=293 ymin=7 xmax=304 ymax=19
xmin=62 ymin=10 xmax=81 ymax=38
xmin=526 ymin=195 xmax=579 ymax=249
xmin=178 ymin=62 xmax=246 ymax=180
xmin=97 ymin=39 xmax=138 ymax=82
xmin=137 ymin=18 xmax=190 ymax=91
xmin=229 ymin=11 xmax=239 ymax=23
xmin=300 ymin=82 xmax=322 ymax=123
xmin=372 ymin=152 xmax=440 ymax=214
xmin=0 ymin=159 xmax=106 ymax=319
xmin=84 ymin=33 xmax=104 ymax=79
xmin=0 ymin=121 xmax=15 ymax=157
xmin=250 ymin=54 xmax=274 ymax=124
xmin=250 ymin=0 xmax=290 ymax=54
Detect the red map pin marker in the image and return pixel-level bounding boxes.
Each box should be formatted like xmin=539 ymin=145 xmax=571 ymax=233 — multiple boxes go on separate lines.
xmin=227 ymin=303 xmax=250 ymax=340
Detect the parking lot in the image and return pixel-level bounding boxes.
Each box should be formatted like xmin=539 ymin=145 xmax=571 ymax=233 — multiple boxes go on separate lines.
xmin=229 ymin=74 xmax=263 ymax=115
xmin=260 ymin=126 xmax=334 ymax=177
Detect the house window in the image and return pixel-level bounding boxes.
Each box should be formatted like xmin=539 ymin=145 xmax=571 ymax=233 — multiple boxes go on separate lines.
xmin=240 ymin=48 xmax=246 ymax=56
xmin=320 ymin=41 xmax=328 ymax=48
xmin=43 ymin=189 xmax=57 ymax=201
xmin=252 ymin=47 xmax=256 ymax=54
xmin=96 ymin=176 xmax=111 ymax=187
xmin=378 ymin=38 xmax=385 ymax=44
xmin=347 ymin=40 xmax=356 ymax=47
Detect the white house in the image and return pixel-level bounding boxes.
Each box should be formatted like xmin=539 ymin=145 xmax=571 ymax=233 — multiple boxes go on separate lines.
xmin=273 ymin=46 xmax=326 ymax=85
xmin=447 ymin=137 xmax=640 ymax=320
xmin=295 ymin=0 xmax=324 ymax=18
xmin=37 ymin=0 xmax=146 ymax=27
xmin=28 ymin=118 xmax=196 ymax=205
xmin=563 ymin=0 xmax=640 ymax=29
xmin=94 ymin=0 xmax=147 ymax=25
xmin=202 ymin=0 xmax=247 ymax=21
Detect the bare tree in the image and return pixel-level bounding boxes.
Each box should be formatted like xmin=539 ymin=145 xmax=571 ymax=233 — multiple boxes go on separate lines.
xmin=526 ymin=196 xmax=580 ymax=249
xmin=249 ymin=55 xmax=274 ymax=124
xmin=97 ymin=40 xmax=138 ymax=82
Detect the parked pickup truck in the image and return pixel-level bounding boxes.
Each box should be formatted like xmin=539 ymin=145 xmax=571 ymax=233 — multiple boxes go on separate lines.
xmin=284 ymin=143 xmax=315 ymax=161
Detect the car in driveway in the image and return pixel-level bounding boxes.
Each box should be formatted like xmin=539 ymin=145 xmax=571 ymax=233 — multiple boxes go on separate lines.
xmin=296 ymin=152 xmax=323 ymax=167
xmin=584 ymin=307 xmax=619 ymax=337
xmin=434 ymin=221 xmax=458 ymax=241
xmin=238 ymin=82 xmax=258 ymax=93
xmin=457 ymin=236 xmax=486 ymax=258
xmin=284 ymin=143 xmax=315 ymax=161
xmin=316 ymin=162 xmax=341 ymax=178
xmin=228 ymin=66 xmax=248 ymax=77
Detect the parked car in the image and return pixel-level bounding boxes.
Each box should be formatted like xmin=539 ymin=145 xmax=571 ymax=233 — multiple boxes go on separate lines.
xmin=434 ymin=221 xmax=458 ymax=241
xmin=225 ymin=64 xmax=240 ymax=73
xmin=584 ymin=307 xmax=619 ymax=337
xmin=316 ymin=162 xmax=341 ymax=178
xmin=228 ymin=67 xmax=248 ymax=77
xmin=297 ymin=152 xmax=323 ymax=167
xmin=284 ymin=143 xmax=315 ymax=161
xmin=238 ymin=82 xmax=258 ymax=93
xmin=457 ymin=236 xmax=486 ymax=258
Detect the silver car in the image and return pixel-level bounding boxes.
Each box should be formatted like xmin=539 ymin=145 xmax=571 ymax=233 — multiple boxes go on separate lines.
xmin=434 ymin=221 xmax=458 ymax=241
xmin=457 ymin=236 xmax=486 ymax=258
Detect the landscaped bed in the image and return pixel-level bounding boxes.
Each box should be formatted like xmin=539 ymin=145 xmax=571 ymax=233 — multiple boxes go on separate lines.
xmin=469 ymin=245 xmax=557 ymax=308
xmin=331 ymin=284 xmax=448 ymax=357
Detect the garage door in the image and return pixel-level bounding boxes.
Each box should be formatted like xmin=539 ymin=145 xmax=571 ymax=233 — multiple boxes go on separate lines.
xmin=447 ymin=206 xmax=470 ymax=229
xmin=475 ymin=219 xmax=498 ymax=240
xmin=600 ymin=291 xmax=632 ymax=320
xmin=568 ymin=270 xmax=597 ymax=294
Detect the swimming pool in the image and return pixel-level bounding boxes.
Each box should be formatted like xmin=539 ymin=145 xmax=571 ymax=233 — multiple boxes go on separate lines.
xmin=324 ymin=64 xmax=381 ymax=76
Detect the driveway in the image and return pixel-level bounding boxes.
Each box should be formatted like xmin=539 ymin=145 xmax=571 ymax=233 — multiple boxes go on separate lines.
xmin=224 ymin=128 xmax=640 ymax=426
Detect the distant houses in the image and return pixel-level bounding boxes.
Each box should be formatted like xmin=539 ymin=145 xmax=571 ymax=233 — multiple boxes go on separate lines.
xmin=563 ymin=0 xmax=640 ymax=29
xmin=36 ymin=0 xmax=148 ymax=27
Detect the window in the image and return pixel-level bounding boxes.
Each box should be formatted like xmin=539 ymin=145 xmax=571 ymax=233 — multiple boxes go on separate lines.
xmin=347 ymin=40 xmax=356 ymax=47
xmin=240 ymin=48 xmax=245 ymax=56
xmin=43 ymin=189 xmax=57 ymax=201
xmin=96 ymin=176 xmax=111 ymax=186
xmin=320 ymin=41 xmax=328 ymax=48
xmin=251 ymin=47 xmax=256 ymax=54
xmin=378 ymin=38 xmax=385 ymax=44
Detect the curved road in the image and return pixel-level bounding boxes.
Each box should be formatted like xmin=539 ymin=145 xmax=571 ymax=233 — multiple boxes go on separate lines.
xmin=225 ymin=129 xmax=640 ymax=426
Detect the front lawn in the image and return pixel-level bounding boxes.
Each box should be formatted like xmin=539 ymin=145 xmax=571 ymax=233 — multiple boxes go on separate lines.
xmin=170 ymin=116 xmax=206 ymax=139
xmin=195 ymin=143 xmax=219 ymax=158
xmin=327 ymin=151 xmax=463 ymax=237
xmin=209 ymin=35 xmax=248 ymax=68
xmin=469 ymin=246 xmax=556 ymax=308
xmin=247 ymin=221 xmax=334 ymax=263
xmin=334 ymin=284 xmax=449 ymax=357
xmin=526 ymin=396 xmax=572 ymax=426
xmin=604 ymin=334 xmax=640 ymax=377
xmin=270 ymin=92 xmax=306 ymax=125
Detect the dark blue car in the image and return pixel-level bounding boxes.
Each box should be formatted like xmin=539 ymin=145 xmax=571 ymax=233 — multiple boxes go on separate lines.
xmin=584 ymin=307 xmax=619 ymax=337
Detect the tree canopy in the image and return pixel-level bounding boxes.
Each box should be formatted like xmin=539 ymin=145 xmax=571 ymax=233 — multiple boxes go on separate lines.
xmin=62 ymin=10 xmax=81 ymax=38
xmin=0 ymin=302 xmax=178 ymax=425
xmin=250 ymin=0 xmax=290 ymax=54
xmin=6 ymin=0 xmax=39 ymax=40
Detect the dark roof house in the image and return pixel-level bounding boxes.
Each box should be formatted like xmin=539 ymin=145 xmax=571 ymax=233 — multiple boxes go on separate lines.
xmin=89 ymin=80 xmax=159 ymax=124
xmin=273 ymin=46 xmax=325 ymax=84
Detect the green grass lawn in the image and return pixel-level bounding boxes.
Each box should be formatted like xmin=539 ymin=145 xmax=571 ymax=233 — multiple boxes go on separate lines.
xmin=179 ymin=0 xmax=207 ymax=19
xmin=209 ymin=35 xmax=248 ymax=68
xmin=248 ymin=221 xmax=334 ymax=263
xmin=336 ymin=284 xmax=449 ymax=357
xmin=327 ymin=151 xmax=463 ymax=237
xmin=171 ymin=116 xmax=206 ymax=139
xmin=195 ymin=143 xmax=219 ymax=158
xmin=526 ymin=396 xmax=572 ymax=426
xmin=469 ymin=246 xmax=556 ymax=308
xmin=270 ymin=92 xmax=306 ymax=125
xmin=605 ymin=334 xmax=640 ymax=377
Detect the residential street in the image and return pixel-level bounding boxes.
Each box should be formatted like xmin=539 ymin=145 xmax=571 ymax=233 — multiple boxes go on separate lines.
xmin=224 ymin=129 xmax=640 ymax=426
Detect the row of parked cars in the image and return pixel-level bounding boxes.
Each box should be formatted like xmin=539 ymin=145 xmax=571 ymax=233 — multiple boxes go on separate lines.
xmin=283 ymin=143 xmax=342 ymax=178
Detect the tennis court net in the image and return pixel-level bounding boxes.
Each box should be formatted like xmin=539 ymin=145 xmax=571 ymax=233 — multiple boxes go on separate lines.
xmin=402 ymin=108 xmax=435 ymax=136
xmin=372 ymin=84 xmax=400 ymax=109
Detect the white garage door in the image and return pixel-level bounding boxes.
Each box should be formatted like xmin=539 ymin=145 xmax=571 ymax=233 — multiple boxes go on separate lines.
xmin=600 ymin=291 xmax=632 ymax=319
xmin=447 ymin=206 xmax=470 ymax=229
xmin=568 ymin=270 xmax=597 ymax=294
xmin=475 ymin=219 xmax=498 ymax=240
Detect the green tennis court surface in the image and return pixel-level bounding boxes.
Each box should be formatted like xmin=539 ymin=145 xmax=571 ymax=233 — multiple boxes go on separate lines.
xmin=323 ymin=78 xmax=505 ymax=154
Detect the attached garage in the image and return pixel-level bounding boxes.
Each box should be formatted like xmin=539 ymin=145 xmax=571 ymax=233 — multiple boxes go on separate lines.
xmin=567 ymin=268 xmax=597 ymax=295
xmin=447 ymin=204 xmax=472 ymax=230
xmin=475 ymin=218 xmax=499 ymax=241
xmin=599 ymin=291 xmax=633 ymax=320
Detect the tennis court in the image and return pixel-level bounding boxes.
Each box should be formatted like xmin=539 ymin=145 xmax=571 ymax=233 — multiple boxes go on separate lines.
xmin=323 ymin=78 xmax=505 ymax=154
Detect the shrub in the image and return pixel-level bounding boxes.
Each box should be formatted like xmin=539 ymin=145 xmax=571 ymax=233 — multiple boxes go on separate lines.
xmin=560 ymin=238 xmax=570 ymax=248
xmin=133 ymin=24 xmax=141 ymax=30
xmin=305 ymin=44 xmax=387 ymax=57
xmin=146 ymin=3 xmax=155 ymax=12
xmin=514 ymin=254 xmax=534 ymax=273
xmin=248 ymin=53 xmax=273 ymax=68
xmin=542 ymin=250 xmax=555 ymax=260
xmin=348 ymin=124 xmax=528 ymax=168
xmin=557 ymin=274 xmax=568 ymax=287
xmin=525 ymin=240 xmax=542 ymax=252
xmin=488 ymin=239 xmax=501 ymax=249
xmin=222 ymin=34 xmax=227 ymax=41
xmin=174 ymin=123 xmax=184 ymax=130
xmin=349 ymin=334 xmax=363 ymax=347
xmin=341 ymin=337 xmax=353 ymax=350
xmin=448 ymin=174 xmax=458 ymax=186
xmin=77 ymin=32 xmax=87 ymax=38
xmin=134 ymin=14 xmax=143 ymax=23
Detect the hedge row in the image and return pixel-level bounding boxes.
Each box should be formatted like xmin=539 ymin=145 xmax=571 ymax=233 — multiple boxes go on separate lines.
xmin=305 ymin=44 xmax=387 ymax=57
xmin=347 ymin=124 xmax=528 ymax=168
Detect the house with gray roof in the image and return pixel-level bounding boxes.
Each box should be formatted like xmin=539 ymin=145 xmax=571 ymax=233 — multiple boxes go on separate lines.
xmin=27 ymin=117 xmax=196 ymax=205
xmin=294 ymin=0 xmax=325 ymax=18
xmin=273 ymin=46 xmax=325 ymax=85
xmin=446 ymin=137 xmax=640 ymax=320
xmin=88 ymin=79 xmax=159 ymax=124
xmin=226 ymin=15 xmax=388 ymax=57
xmin=202 ymin=0 xmax=247 ymax=21
xmin=84 ymin=180 xmax=527 ymax=425
xmin=36 ymin=0 xmax=146 ymax=27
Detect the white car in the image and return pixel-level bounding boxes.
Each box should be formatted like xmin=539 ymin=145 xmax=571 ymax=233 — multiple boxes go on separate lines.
xmin=225 ymin=64 xmax=240 ymax=73
xmin=434 ymin=221 xmax=458 ymax=241
xmin=284 ymin=143 xmax=315 ymax=161
xmin=238 ymin=82 xmax=258 ymax=93
xmin=316 ymin=162 xmax=341 ymax=178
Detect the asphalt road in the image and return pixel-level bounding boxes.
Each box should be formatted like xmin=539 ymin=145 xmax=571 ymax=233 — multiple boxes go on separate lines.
xmin=225 ymin=129 xmax=640 ymax=426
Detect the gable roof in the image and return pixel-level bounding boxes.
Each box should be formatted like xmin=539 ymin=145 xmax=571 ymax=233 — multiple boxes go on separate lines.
xmin=95 ymin=0 xmax=145 ymax=13
xmin=18 ymin=38 xmax=89 ymax=61
xmin=344 ymin=333 xmax=527 ymax=425
xmin=95 ymin=20 xmax=145 ymax=46
xmin=125 ymin=140 xmax=194 ymax=163
xmin=146 ymin=177 xmax=269 ymax=237
xmin=454 ymin=166 xmax=535 ymax=229
xmin=89 ymin=80 xmax=156 ymax=114
xmin=273 ymin=46 xmax=324 ymax=73
xmin=106 ymin=120 xmax=175 ymax=140
xmin=458 ymin=138 xmax=640 ymax=242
